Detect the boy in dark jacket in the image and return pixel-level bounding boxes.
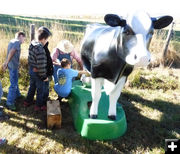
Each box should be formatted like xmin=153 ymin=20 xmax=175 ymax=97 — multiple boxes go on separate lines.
xmin=24 ymin=26 xmax=52 ymax=111
xmin=42 ymin=41 xmax=53 ymax=109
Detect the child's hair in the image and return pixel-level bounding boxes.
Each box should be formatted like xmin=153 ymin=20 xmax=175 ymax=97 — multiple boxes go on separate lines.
xmin=61 ymin=58 xmax=71 ymax=68
xmin=37 ymin=26 xmax=52 ymax=40
xmin=15 ymin=31 xmax=26 ymax=39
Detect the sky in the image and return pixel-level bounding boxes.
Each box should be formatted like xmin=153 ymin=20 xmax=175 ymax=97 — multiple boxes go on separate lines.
xmin=0 ymin=0 xmax=179 ymax=19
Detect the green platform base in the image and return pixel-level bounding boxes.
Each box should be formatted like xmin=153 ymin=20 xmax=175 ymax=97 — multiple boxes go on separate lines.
xmin=69 ymin=80 xmax=127 ymax=140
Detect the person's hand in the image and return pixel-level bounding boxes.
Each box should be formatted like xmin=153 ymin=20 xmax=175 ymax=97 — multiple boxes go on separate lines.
xmin=2 ymin=62 xmax=8 ymax=71
xmin=43 ymin=77 xmax=49 ymax=82
xmin=80 ymin=64 xmax=83 ymax=70
xmin=85 ymin=71 xmax=91 ymax=77
xmin=33 ymin=68 xmax=38 ymax=72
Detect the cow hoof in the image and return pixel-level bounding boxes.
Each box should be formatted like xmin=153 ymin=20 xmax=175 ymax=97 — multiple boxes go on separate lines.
xmin=108 ymin=115 xmax=116 ymax=120
xmin=89 ymin=114 xmax=98 ymax=119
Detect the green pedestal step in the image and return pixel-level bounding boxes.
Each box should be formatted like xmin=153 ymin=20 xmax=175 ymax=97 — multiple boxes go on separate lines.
xmin=69 ymin=80 xmax=127 ymax=140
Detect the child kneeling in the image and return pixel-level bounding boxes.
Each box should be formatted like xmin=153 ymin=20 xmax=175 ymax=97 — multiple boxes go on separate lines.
xmin=54 ymin=58 xmax=88 ymax=101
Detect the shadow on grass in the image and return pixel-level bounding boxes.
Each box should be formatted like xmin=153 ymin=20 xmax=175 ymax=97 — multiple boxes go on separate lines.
xmin=0 ymin=143 xmax=38 ymax=154
xmin=0 ymin=90 xmax=180 ymax=153
xmin=111 ymin=91 xmax=180 ymax=152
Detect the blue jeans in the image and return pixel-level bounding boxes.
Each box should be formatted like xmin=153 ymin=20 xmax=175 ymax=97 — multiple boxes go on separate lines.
xmin=6 ymin=68 xmax=21 ymax=106
xmin=26 ymin=67 xmax=44 ymax=107
xmin=43 ymin=81 xmax=49 ymax=105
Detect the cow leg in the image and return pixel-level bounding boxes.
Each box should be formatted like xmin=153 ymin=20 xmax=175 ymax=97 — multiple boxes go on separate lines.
xmin=90 ymin=78 xmax=103 ymax=119
xmin=108 ymin=76 xmax=127 ymax=120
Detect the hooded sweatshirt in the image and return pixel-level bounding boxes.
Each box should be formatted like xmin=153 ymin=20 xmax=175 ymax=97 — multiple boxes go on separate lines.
xmin=28 ymin=40 xmax=47 ymax=80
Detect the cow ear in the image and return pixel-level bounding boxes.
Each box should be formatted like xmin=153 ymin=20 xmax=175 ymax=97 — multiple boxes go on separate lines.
xmin=151 ymin=16 xmax=173 ymax=29
xmin=104 ymin=14 xmax=126 ymax=27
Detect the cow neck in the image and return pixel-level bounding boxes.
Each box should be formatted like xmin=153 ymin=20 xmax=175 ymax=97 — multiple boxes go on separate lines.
xmin=115 ymin=63 xmax=134 ymax=84
xmin=116 ymin=27 xmax=124 ymax=58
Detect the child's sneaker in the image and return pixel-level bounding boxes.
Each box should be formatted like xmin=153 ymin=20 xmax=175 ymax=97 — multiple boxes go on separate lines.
xmin=34 ymin=106 xmax=41 ymax=111
xmin=41 ymin=105 xmax=47 ymax=111
xmin=23 ymin=101 xmax=32 ymax=107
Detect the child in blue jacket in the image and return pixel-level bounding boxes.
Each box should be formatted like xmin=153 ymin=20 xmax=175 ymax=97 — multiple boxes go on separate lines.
xmin=54 ymin=58 xmax=88 ymax=101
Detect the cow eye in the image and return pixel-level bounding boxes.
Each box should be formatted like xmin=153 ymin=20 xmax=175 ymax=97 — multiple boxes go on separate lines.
xmin=126 ymin=30 xmax=131 ymax=35
xmin=124 ymin=26 xmax=134 ymax=35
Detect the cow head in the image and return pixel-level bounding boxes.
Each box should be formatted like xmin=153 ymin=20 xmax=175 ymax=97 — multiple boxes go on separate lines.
xmin=104 ymin=11 xmax=173 ymax=67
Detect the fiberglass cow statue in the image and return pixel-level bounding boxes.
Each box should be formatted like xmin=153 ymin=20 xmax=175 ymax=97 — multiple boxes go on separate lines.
xmin=81 ymin=11 xmax=173 ymax=120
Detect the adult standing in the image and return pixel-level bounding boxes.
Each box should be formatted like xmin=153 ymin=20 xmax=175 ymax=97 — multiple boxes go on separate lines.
xmin=3 ymin=32 xmax=26 ymax=111
xmin=51 ymin=40 xmax=83 ymax=83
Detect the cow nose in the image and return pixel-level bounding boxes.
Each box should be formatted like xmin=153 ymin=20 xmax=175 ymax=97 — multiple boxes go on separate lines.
xmin=136 ymin=56 xmax=151 ymax=67
xmin=148 ymin=58 xmax=151 ymax=62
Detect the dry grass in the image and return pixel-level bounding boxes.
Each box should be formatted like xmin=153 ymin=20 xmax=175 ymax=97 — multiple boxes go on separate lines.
xmin=0 ymin=23 xmax=82 ymax=65
xmin=148 ymin=29 xmax=180 ymax=68
xmin=0 ymin=31 xmax=12 ymax=65
xmin=1 ymin=23 xmax=179 ymax=68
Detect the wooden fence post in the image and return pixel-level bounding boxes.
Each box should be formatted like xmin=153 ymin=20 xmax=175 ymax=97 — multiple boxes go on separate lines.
xmin=30 ymin=24 xmax=35 ymax=41
xmin=161 ymin=22 xmax=175 ymax=67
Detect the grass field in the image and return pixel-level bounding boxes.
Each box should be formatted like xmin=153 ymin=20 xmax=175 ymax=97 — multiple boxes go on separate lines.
xmin=0 ymin=14 xmax=180 ymax=153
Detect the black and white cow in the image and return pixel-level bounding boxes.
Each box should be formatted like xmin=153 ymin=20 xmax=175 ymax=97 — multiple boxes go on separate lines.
xmin=81 ymin=11 xmax=173 ymax=120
